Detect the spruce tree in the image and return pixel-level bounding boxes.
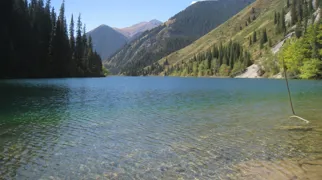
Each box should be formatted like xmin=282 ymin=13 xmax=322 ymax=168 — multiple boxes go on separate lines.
xmin=70 ymin=15 xmax=75 ymax=58
xmin=291 ymin=0 xmax=298 ymax=25
xmin=249 ymin=36 xmax=252 ymax=46
xmin=75 ymin=14 xmax=83 ymax=73
xmin=297 ymin=0 xmax=303 ymax=22
xmin=262 ymin=29 xmax=268 ymax=43
xmin=281 ymin=9 xmax=286 ymax=34
xmin=309 ymin=0 xmax=313 ymax=13
xmin=303 ymin=0 xmax=308 ymax=18
xmin=295 ymin=22 xmax=302 ymax=38
xmin=315 ymin=0 xmax=320 ymax=10
xmin=253 ymin=31 xmax=257 ymax=43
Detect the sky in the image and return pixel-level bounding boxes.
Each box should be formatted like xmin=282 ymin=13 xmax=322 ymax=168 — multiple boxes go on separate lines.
xmin=51 ymin=0 xmax=203 ymax=31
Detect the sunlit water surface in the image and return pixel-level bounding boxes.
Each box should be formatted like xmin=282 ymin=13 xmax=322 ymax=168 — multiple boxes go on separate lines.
xmin=0 ymin=77 xmax=322 ymax=179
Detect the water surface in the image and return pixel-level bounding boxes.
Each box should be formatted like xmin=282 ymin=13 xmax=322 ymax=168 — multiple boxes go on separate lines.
xmin=0 ymin=77 xmax=322 ymax=179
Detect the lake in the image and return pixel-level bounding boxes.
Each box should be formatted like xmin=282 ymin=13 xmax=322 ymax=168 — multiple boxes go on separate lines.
xmin=0 ymin=77 xmax=322 ymax=179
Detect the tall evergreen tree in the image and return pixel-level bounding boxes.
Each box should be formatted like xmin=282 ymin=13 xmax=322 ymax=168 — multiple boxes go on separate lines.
xmin=253 ymin=31 xmax=257 ymax=43
xmin=262 ymin=29 xmax=268 ymax=43
xmin=295 ymin=22 xmax=302 ymax=38
xmin=69 ymin=14 xmax=75 ymax=59
xmin=291 ymin=0 xmax=298 ymax=25
xmin=309 ymin=0 xmax=313 ymax=14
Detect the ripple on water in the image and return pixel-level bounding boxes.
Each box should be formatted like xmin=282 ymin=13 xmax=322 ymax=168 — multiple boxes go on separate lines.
xmin=0 ymin=77 xmax=322 ymax=179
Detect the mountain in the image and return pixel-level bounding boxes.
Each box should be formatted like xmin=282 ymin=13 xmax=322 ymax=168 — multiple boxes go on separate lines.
xmin=114 ymin=19 xmax=162 ymax=40
xmin=104 ymin=0 xmax=255 ymax=75
xmin=154 ymin=0 xmax=287 ymax=77
xmin=87 ymin=25 xmax=128 ymax=60
xmin=154 ymin=0 xmax=321 ymax=79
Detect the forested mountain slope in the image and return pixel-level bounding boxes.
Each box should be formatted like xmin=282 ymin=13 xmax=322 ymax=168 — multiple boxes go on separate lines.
xmin=104 ymin=0 xmax=255 ymax=75
xmin=155 ymin=0 xmax=322 ymax=79
xmin=154 ymin=0 xmax=286 ymax=76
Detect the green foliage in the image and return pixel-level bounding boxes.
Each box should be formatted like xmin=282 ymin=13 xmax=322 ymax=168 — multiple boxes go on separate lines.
xmin=166 ymin=41 xmax=251 ymax=77
xmin=0 ymin=0 xmax=103 ymax=79
xmin=231 ymin=61 xmax=246 ymax=75
xmin=278 ymin=24 xmax=322 ymax=79
xmin=299 ymin=58 xmax=322 ymax=79
xmin=219 ymin=64 xmax=231 ymax=76
xmin=262 ymin=52 xmax=280 ymax=77
xmin=102 ymin=66 xmax=110 ymax=76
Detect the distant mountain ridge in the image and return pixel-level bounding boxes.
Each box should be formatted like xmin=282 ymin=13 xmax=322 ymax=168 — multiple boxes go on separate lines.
xmin=104 ymin=0 xmax=255 ymax=75
xmin=114 ymin=19 xmax=162 ymax=40
xmin=87 ymin=20 xmax=162 ymax=60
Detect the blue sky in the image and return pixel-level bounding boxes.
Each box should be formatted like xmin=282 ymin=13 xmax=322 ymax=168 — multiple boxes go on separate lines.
xmin=51 ymin=0 xmax=199 ymax=31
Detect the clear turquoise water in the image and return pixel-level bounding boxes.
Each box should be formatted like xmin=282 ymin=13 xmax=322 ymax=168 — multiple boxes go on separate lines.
xmin=0 ymin=77 xmax=322 ymax=179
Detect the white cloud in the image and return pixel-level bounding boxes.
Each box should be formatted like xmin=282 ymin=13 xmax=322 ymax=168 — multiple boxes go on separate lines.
xmin=191 ymin=0 xmax=218 ymax=5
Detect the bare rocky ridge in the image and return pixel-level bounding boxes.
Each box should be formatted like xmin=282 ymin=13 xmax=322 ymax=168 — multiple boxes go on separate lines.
xmin=114 ymin=20 xmax=162 ymax=40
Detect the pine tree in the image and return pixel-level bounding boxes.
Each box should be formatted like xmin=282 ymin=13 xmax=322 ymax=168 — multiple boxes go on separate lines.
xmin=82 ymin=25 xmax=88 ymax=70
xmin=277 ymin=12 xmax=281 ymax=25
xmin=309 ymin=0 xmax=313 ymax=13
xmin=262 ymin=29 xmax=268 ymax=43
xmin=253 ymin=31 xmax=257 ymax=43
xmin=75 ymin=14 xmax=83 ymax=73
xmin=249 ymin=36 xmax=252 ymax=46
xmin=303 ymin=0 xmax=308 ymax=18
xmin=280 ymin=9 xmax=286 ymax=34
xmin=295 ymin=22 xmax=302 ymax=38
xmin=291 ymin=0 xmax=298 ymax=25
xmin=315 ymin=0 xmax=320 ymax=10
xmin=312 ymin=24 xmax=318 ymax=58
xmin=297 ymin=0 xmax=303 ymax=22
xmin=70 ymin=15 xmax=75 ymax=58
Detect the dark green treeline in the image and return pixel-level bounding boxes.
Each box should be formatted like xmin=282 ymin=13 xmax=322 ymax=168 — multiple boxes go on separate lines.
xmin=164 ymin=41 xmax=252 ymax=77
xmin=0 ymin=0 xmax=103 ymax=79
